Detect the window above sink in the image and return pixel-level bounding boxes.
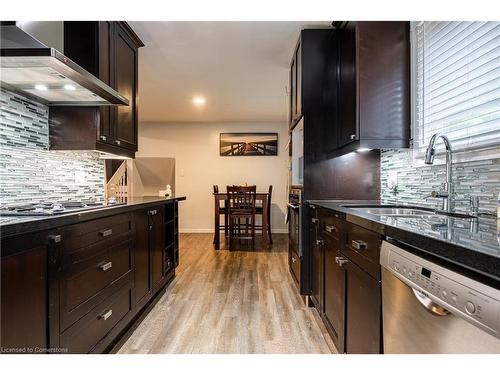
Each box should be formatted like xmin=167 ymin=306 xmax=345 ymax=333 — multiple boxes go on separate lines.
xmin=410 ymin=21 xmax=500 ymax=164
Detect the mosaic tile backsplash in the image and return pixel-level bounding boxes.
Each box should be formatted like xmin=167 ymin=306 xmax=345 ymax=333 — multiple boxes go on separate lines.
xmin=381 ymin=149 xmax=500 ymax=215
xmin=0 ymin=89 xmax=105 ymax=205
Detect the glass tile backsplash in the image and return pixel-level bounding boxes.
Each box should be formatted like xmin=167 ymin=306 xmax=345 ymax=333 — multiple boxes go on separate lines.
xmin=381 ymin=149 xmax=500 ymax=215
xmin=0 ymin=89 xmax=105 ymax=205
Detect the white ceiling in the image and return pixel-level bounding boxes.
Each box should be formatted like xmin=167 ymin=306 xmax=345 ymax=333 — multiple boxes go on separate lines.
xmin=130 ymin=21 xmax=331 ymax=123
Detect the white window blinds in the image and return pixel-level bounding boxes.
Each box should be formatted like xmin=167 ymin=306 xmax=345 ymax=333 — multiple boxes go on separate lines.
xmin=412 ymin=21 xmax=500 ymax=156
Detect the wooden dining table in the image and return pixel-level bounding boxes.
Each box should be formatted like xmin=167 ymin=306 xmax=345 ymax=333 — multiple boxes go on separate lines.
xmin=213 ymin=191 xmax=270 ymax=250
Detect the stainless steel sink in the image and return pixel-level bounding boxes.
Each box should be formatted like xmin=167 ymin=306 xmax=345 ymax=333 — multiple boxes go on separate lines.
xmin=342 ymin=205 xmax=476 ymax=219
xmin=353 ymin=207 xmax=433 ymax=216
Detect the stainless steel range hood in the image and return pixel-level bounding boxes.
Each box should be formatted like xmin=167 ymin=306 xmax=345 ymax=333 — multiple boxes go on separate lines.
xmin=0 ymin=22 xmax=129 ymax=106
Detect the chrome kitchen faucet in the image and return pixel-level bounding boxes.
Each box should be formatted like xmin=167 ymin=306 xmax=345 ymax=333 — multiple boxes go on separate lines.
xmin=424 ymin=133 xmax=454 ymax=213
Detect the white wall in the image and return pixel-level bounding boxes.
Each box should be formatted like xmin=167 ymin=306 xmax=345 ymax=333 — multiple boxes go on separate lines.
xmin=137 ymin=122 xmax=289 ymax=233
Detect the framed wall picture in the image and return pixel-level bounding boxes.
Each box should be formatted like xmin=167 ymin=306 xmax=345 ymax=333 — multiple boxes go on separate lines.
xmin=219 ymin=133 xmax=278 ymax=156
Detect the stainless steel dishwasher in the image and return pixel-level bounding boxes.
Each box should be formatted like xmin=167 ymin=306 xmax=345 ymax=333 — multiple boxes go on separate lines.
xmin=380 ymin=240 xmax=500 ymax=353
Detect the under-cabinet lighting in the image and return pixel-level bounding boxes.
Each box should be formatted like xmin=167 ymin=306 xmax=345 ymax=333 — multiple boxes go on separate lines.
xmin=34 ymin=84 xmax=48 ymax=91
xmin=357 ymin=148 xmax=372 ymax=153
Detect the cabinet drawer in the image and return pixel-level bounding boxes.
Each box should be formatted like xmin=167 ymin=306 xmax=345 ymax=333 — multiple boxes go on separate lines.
xmin=343 ymin=223 xmax=382 ymax=280
xmin=60 ymin=239 xmax=133 ymax=330
xmin=289 ymin=248 xmax=301 ymax=285
xmin=60 ymin=213 xmax=132 ymax=253
xmin=60 ymin=283 xmax=133 ymax=354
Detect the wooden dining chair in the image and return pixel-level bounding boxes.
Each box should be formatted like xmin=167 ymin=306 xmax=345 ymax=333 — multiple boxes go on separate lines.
xmin=227 ymin=185 xmax=257 ymax=250
xmin=213 ymin=185 xmax=228 ymax=244
xmin=255 ymin=185 xmax=273 ymax=244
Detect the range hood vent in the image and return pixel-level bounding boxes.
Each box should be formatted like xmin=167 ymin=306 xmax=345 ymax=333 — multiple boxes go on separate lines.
xmin=0 ymin=22 xmax=129 ymax=106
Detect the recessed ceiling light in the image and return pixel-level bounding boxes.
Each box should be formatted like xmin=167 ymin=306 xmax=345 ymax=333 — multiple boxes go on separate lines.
xmin=34 ymin=84 xmax=48 ymax=91
xmin=64 ymin=84 xmax=76 ymax=91
xmin=357 ymin=148 xmax=372 ymax=152
xmin=192 ymin=96 xmax=206 ymax=107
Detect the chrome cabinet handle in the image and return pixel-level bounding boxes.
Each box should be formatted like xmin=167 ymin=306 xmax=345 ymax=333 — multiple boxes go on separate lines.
xmin=311 ymin=218 xmax=319 ymax=224
xmin=115 ymin=140 xmax=121 ymax=145
xmin=98 ymin=261 xmax=113 ymax=271
xmin=99 ymin=135 xmax=107 ymax=141
xmin=49 ymin=234 xmax=61 ymax=243
xmin=350 ymin=134 xmax=356 ymax=140
xmin=335 ymin=256 xmax=349 ymax=267
xmin=316 ymin=239 xmax=324 ymax=246
xmin=291 ymin=256 xmax=297 ymax=263
xmin=325 ymin=225 xmax=336 ymax=233
xmin=99 ymin=229 xmax=113 ymax=237
xmin=99 ymin=309 xmax=113 ymax=321
xmin=351 ymin=239 xmax=367 ymax=250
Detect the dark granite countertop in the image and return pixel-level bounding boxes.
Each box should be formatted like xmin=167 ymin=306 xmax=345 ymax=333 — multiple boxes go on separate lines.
xmin=308 ymin=200 xmax=500 ymax=282
xmin=0 ymin=196 xmax=186 ymax=239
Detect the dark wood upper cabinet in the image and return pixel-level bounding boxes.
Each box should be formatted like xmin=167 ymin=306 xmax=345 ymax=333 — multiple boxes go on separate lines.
xmin=333 ymin=21 xmax=410 ymax=154
xmin=49 ymin=21 xmax=144 ymax=158
xmin=114 ymin=25 xmax=139 ymax=151
xmin=293 ymin=23 xmax=410 ymax=159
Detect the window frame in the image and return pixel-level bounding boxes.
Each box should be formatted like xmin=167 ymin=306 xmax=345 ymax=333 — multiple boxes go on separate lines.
xmin=409 ymin=21 xmax=500 ymax=166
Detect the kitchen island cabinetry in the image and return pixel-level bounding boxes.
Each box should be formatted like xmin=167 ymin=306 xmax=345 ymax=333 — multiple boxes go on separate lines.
xmin=0 ymin=197 xmax=184 ymax=354
xmin=1 ymin=231 xmax=52 ymax=353
xmin=134 ymin=205 xmax=170 ymax=311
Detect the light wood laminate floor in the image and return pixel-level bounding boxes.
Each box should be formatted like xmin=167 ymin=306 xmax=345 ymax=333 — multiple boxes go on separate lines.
xmin=118 ymin=233 xmax=336 ymax=354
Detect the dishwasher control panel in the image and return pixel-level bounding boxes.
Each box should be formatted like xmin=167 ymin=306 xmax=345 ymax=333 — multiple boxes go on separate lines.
xmin=381 ymin=241 xmax=500 ymax=338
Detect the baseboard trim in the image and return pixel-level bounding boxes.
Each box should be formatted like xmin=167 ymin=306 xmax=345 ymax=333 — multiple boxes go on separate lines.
xmin=179 ymin=228 xmax=289 ymax=234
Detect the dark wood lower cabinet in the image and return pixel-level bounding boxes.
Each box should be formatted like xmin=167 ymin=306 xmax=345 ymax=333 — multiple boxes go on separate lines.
xmin=1 ymin=232 xmax=51 ymax=353
xmin=309 ymin=207 xmax=323 ymax=312
xmin=323 ymin=237 xmax=346 ymax=353
xmin=344 ymin=260 xmax=381 ymax=354
xmin=134 ymin=210 xmax=151 ymax=306
xmin=151 ymin=206 xmax=165 ymax=289
xmin=134 ymin=205 xmax=167 ymax=311
xmin=313 ymin=209 xmax=382 ymax=354
xmin=1 ymin=200 xmax=182 ymax=354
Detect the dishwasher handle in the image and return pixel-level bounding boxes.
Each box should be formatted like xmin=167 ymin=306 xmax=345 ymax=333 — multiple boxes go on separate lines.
xmin=412 ymin=289 xmax=450 ymax=316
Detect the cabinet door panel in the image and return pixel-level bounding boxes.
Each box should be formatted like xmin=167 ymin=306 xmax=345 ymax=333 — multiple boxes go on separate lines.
xmin=324 ymin=238 xmax=346 ymax=353
xmin=296 ymin=43 xmax=302 ymax=118
xmin=323 ymin=31 xmax=340 ymax=154
xmin=134 ymin=211 xmax=150 ymax=304
xmin=114 ymin=26 xmax=138 ymax=151
xmin=1 ymin=239 xmax=48 ymax=351
xmin=290 ymin=58 xmax=297 ymax=126
xmin=98 ymin=21 xmax=113 ymax=143
xmin=345 ymin=260 xmax=381 ymax=354
xmin=338 ymin=22 xmax=357 ymax=147
xmin=151 ymin=207 xmax=165 ymax=288
xmin=310 ymin=214 xmax=323 ymax=312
